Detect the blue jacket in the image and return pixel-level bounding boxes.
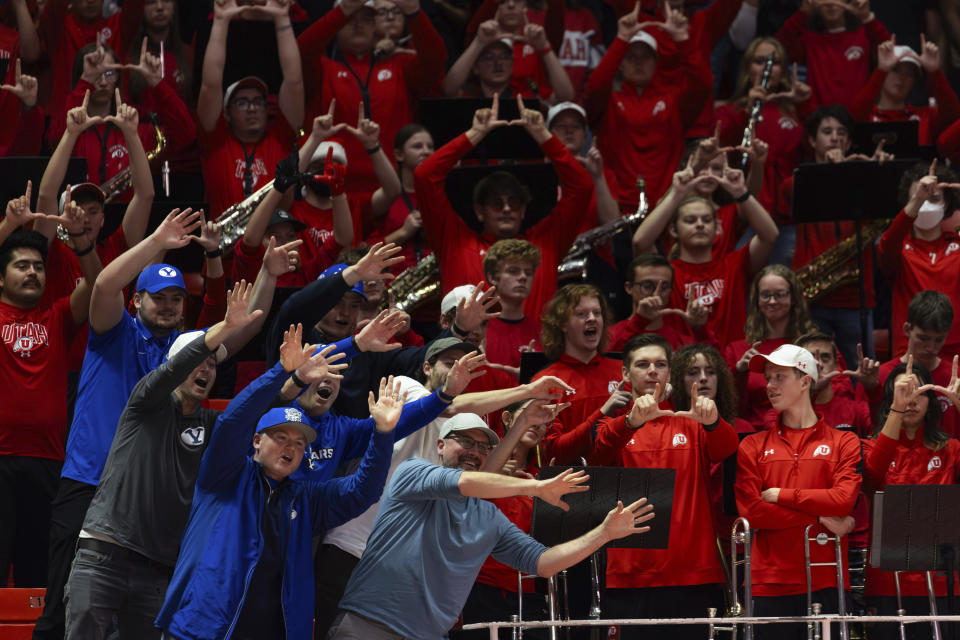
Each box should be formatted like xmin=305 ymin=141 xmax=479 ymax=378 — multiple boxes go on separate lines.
xmin=155 ymin=361 xmax=394 ymax=640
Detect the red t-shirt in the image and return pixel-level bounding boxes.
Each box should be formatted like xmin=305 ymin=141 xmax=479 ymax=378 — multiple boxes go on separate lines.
xmin=230 ymin=232 xmax=339 ymax=289
xmin=414 ymin=133 xmax=593 ymax=318
xmin=670 ymin=244 xmax=752 ymax=347
xmin=365 ymin=191 xmax=430 ymax=275
xmin=594 ymin=413 xmax=739 ymax=588
xmin=607 ymin=312 xmax=716 ymax=353
xmin=476 ymin=495 xmax=536 ymax=592
xmin=289 ymin=195 xmax=371 ymax=252
xmin=0 ymin=297 xmax=81 ymax=460
xmin=877 ymin=210 xmax=960 ymax=359
xmin=484 ymin=316 xmax=541 ymax=370
xmin=200 ymin=115 xmax=296 ymax=220
xmin=555 ymin=7 xmax=601 ymax=101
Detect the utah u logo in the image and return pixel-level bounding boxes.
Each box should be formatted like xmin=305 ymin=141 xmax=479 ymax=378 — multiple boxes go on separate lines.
xmin=671 ymin=433 xmax=687 ymax=447
xmin=928 ymin=456 xmax=942 ymax=472
xmin=813 ymin=444 xmax=831 ymax=457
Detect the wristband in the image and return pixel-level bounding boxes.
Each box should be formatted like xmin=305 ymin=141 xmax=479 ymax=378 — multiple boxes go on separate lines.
xmin=438 ymin=389 xmax=455 ymax=403
xmin=276 ymin=23 xmax=293 ymax=31
xmin=351 ymin=335 xmax=361 ymax=352
xmin=451 ymin=322 xmax=467 ymax=338
xmin=205 ymin=247 xmax=223 ymax=259
xmin=365 ymin=143 xmax=381 ymax=154
xmin=290 ymin=370 xmax=308 ymax=388
xmin=73 ymin=242 xmax=95 ymax=257
xmin=702 ymin=418 xmax=720 ymax=432
xmin=889 ymin=408 xmax=905 ymax=414
xmin=537 ymin=44 xmax=553 ymax=56
xmin=734 ymin=191 xmax=750 ymax=203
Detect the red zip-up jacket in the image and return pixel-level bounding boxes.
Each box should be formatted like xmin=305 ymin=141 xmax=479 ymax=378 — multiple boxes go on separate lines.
xmin=736 ymin=416 xmax=863 ymax=596
xmin=592 ymin=412 xmax=738 ymax=588
xmin=862 ymin=430 xmax=960 ymax=597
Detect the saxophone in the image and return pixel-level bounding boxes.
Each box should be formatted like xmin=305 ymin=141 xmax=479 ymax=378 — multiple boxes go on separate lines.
xmin=557 ymin=176 xmax=647 ymax=282
xmin=100 ymin=116 xmax=167 ymax=203
xmin=389 ymin=253 xmax=439 ymax=312
xmin=217 ymin=180 xmax=277 ymax=252
xmin=795 ymin=218 xmax=890 ymax=303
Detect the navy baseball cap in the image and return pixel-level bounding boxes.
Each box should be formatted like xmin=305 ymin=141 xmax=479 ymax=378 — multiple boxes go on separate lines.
xmin=256 ymin=407 xmax=318 ymax=443
xmin=136 ymin=264 xmax=187 ymax=294
xmin=318 ymin=263 xmax=366 ymax=300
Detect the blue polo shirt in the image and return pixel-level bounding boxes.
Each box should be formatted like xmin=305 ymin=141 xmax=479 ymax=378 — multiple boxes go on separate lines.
xmin=61 ymin=312 xmax=179 ymax=486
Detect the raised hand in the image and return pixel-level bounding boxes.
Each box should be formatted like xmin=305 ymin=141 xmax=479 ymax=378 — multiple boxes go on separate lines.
xmin=58 ymin=186 xmax=89 ymax=239
xmin=576 ymin=141 xmax=604 ymax=179
xmin=673 ymin=382 xmax=718 ymax=425
xmin=214 ymin=0 xmax=250 ymax=20
xmin=81 ymin=37 xmax=110 ymax=85
xmin=717 ymin=155 xmax=748 ymax=199
xmin=928 ymin=354 xmax=960 ymax=413
xmin=441 ymin=350 xmax=488 ymax=397
xmin=736 ymin=341 xmax=762 ymax=373
xmin=525 ymin=375 xmax=575 ymax=400
xmin=263 ymin=236 xmax=304 ymax=276
xmin=369 ymin=376 xmax=408 ymax=433
xmin=273 ymin=142 xmax=301 ymax=193
xmin=600 ymin=498 xmax=655 ymax=541
xmin=476 ymin=19 xmax=506 ymax=47
xmin=4 ymin=181 xmax=59 ymax=228
xmin=509 ymin=95 xmax=548 ymax=141
xmin=616 ymin=2 xmax=644 ymax=42
xmin=311 ymin=99 xmax=347 ymax=141
xmin=919 ymin=33 xmax=940 ymax=73
xmin=0 ymin=59 xmax=38 ymax=108
xmin=845 ymin=0 xmax=872 ymax=23
xmin=192 ymin=210 xmax=222 ymax=252
xmin=601 ymin=381 xmax=633 ymax=416
xmin=455 ymin=281 xmax=502 ymax=332
xmin=745 ymin=136 xmax=770 ymax=166
xmin=842 ymin=342 xmax=880 ymax=388
xmin=891 ymin=353 xmax=927 ymax=413
xmin=344 ymin=103 xmax=382 ymax=151
xmin=346 ymin=242 xmax=404 ymax=282
xmin=66 ymin=91 xmax=106 ymax=134
xmin=311 ymin=147 xmax=348 ymax=197
xmin=659 ymin=293 xmax=709 ymax=329
xmin=512 ymin=397 xmax=571 ymax=429
xmin=877 ymin=35 xmax=897 ymax=72
xmin=223 ymin=279 xmax=265 ymax=329
xmin=909 ymin=159 xmax=942 ymax=207
xmin=766 ymin=63 xmax=811 ymax=104
xmin=109 ymin=37 xmax=163 ymax=87
xmin=296 ymin=342 xmax=349 ymax=384
xmin=469 ymin=93 xmax=511 ymax=138
xmin=673 ymin=155 xmax=717 ymax=197
xmin=637 ymin=2 xmax=688 ymax=42
xmin=535 ymin=468 xmax=590 ymax=511
xmin=523 ymin=22 xmax=550 ymax=51
xmin=151 ymin=207 xmax=203 ymax=249
xmin=355 ymin=309 xmax=407 ymax=352
xmin=257 ymin=0 xmax=293 ymax=19
xmin=104 ymin=89 xmax=139 ymax=138
xmin=627 ymin=383 xmax=673 ymax=427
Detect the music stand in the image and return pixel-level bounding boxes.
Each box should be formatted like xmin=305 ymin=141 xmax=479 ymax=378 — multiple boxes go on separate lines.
xmin=852 ymin=121 xmax=919 ymax=159
xmin=791 ymin=159 xmax=917 ymax=347
xmin=531 ymin=466 xmax=675 ymax=549
xmin=0 ymin=157 xmax=87 ymax=209
xmin=419 ymin=97 xmax=545 ymax=161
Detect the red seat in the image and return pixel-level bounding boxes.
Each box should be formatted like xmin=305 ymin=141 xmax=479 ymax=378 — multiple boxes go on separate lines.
xmin=0 ymin=623 xmax=36 ymax=640
xmin=0 ymin=588 xmax=45 ymax=622
xmin=203 ymin=398 xmax=231 ymax=411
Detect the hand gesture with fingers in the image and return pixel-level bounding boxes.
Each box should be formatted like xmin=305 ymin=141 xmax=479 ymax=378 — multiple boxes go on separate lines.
xmin=617 ymin=2 xmax=644 ymax=42
xmin=513 ymin=397 xmax=571 ymax=429
xmin=576 ymin=141 xmax=604 ymax=179
xmin=312 ymin=100 xmax=347 ymax=141
xmin=736 ymin=341 xmax=762 ymax=373
xmin=929 ymin=354 xmax=960 ymax=413
xmin=693 ymin=124 xmax=736 ymax=170
xmin=877 ymin=35 xmax=897 ymax=72
xmin=279 ymin=323 xmax=308 ymax=372
xmin=509 ymin=95 xmax=547 ymax=138
xmin=1 ymin=59 xmax=38 ymax=108
xmin=766 ymin=63 xmax=811 ymax=104
xmin=601 ymin=380 xmax=633 ymax=417
xmin=891 ymin=354 xmax=928 ymax=413
xmin=672 ymin=382 xmax=718 ymax=425
xmin=601 ymin=498 xmax=655 ymax=540
xmin=627 ymin=383 xmax=673 ymax=427
xmin=842 ymin=342 xmax=880 ymax=388
xmin=441 ymin=350 xmax=488 ymax=397
xmin=920 ymin=33 xmax=940 ymax=73
xmin=263 ymin=236 xmax=303 ymax=276
xmin=296 ymin=343 xmax=349 ymax=384
xmin=223 ymin=279 xmax=264 ymax=329
xmin=456 ymin=281 xmax=502 ymax=332
xmin=81 ymin=37 xmax=110 ymax=85
xmin=746 ymin=136 xmax=769 ymax=166
xmin=67 ymin=91 xmax=106 ymax=134
xmin=535 ymin=468 xmax=590 ymax=511
xmin=470 ymin=93 xmax=511 ymax=138
xmin=660 ymin=294 xmax=709 ymax=330
xmin=192 ymin=211 xmax=221 ymax=253
xmin=846 ymin=0 xmax=871 ymax=23
xmin=345 ymin=103 xmax=382 ymax=151
xmin=355 ymin=309 xmax=407 ymax=352
xmin=717 ymin=154 xmax=748 ymax=199
xmin=58 ymin=185 xmax=90 ymax=241
xmin=214 ymin=0 xmax=251 ymax=20
xmin=347 ymin=242 xmax=404 ymax=282
xmin=638 ymin=2 xmax=688 ymax=42
xmin=477 ymin=19 xmax=505 ymax=46
xmin=525 ymin=375 xmax=575 ymax=401
xmin=104 ymin=89 xmax=139 ymax=138
xmin=5 ymin=181 xmax=60 ymax=229
xmin=151 ymin=208 xmax=203 ymax=249
xmin=110 ymin=38 xmax=163 ymax=87
xmin=523 ymin=22 xmax=550 ymax=51
xmin=909 ymin=159 xmax=942 ymax=208
xmin=370 ymin=376 xmax=408 ymax=433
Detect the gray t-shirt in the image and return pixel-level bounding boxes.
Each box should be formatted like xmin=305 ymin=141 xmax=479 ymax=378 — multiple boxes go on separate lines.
xmin=83 ymin=334 xmax=220 ymax=566
xmin=339 ymin=457 xmax=547 ymax=639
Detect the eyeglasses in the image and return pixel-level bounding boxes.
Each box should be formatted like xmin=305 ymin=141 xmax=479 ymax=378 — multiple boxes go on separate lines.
xmin=478 ymin=52 xmax=513 ymax=65
xmin=446 ymin=434 xmax=494 ymax=454
xmin=758 ymin=290 xmax=790 ymax=301
xmin=630 ymin=279 xmax=670 ymax=295
xmin=100 ymin=70 xmax=117 ymax=81
xmin=233 ymin=97 xmax=267 ymax=112
xmin=485 ymin=196 xmax=524 ymax=210
xmin=376 ymin=7 xmax=403 ymax=17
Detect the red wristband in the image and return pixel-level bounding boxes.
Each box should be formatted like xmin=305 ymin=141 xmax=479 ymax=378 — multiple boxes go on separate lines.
xmin=537 ymin=45 xmax=552 ymax=56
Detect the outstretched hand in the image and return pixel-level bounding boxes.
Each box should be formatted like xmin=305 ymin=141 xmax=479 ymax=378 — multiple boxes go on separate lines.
xmin=841 ymin=342 xmax=880 ymax=388
xmin=223 ymin=279 xmax=264 ymax=330
xmin=369 ymin=376 xmax=408 ymax=433
xmin=672 ymin=382 xmax=718 ymax=425
xmin=355 ymin=309 xmax=407 ymax=352
xmin=535 ymin=468 xmax=590 ymax=511
xmin=441 ymin=350 xmax=488 ymax=397
xmin=601 ymin=498 xmax=655 ymax=541
xmin=344 ymin=242 xmax=404 ymax=284
xmin=151 ymin=208 xmax=203 ymax=250
xmin=4 ymin=180 xmax=60 ymax=229
xmin=295 ymin=342 xmax=348 ymax=384
xmin=263 ymin=235 xmax=303 ymax=276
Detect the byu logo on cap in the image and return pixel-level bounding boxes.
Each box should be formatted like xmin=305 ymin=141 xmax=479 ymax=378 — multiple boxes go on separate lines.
xmin=159 ymin=267 xmax=178 ymax=278
xmin=284 ymin=408 xmax=303 ymax=423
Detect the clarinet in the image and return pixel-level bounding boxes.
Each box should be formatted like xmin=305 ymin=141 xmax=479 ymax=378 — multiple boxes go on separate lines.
xmin=740 ymin=52 xmax=776 ymax=171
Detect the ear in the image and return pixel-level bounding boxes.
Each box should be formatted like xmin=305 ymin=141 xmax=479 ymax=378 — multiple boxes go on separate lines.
xmin=473 ymin=203 xmax=486 ymax=225
xmin=437 ymin=438 xmax=446 ymax=457
xmin=501 ymin=410 xmax=513 ymax=427
xmin=133 ymin=291 xmax=144 ymax=310
xmin=252 ymin=433 xmax=263 ymax=454
xmin=622 ymin=364 xmax=630 ymax=383
xmin=393 ymin=147 xmax=404 ymax=164
xmin=624 ymin=280 xmax=633 ymax=296
xmin=422 ymin=359 xmax=433 ymax=379
xmin=903 ymin=322 xmax=913 ymax=338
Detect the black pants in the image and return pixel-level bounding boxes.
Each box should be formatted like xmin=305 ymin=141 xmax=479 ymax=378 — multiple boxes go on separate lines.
xmin=604 ymin=583 xmax=725 ymax=640
xmin=314 ymin=544 xmax=361 ymax=640
xmin=753 ymin=589 xmax=842 ymax=640
xmin=32 ymin=477 xmax=97 ymax=640
xmin=0 ymin=455 xmax=61 ymax=587
xmin=868 ymin=595 xmax=959 ymax=640
xmin=453 ymin=581 xmax=551 ymax=640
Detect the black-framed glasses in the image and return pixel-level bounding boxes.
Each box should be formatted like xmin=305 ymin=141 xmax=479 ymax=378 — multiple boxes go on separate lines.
xmin=758 ymin=290 xmax=790 ymax=301
xmin=234 ymin=97 xmax=267 ymax=112
xmin=629 ymin=279 xmax=670 ymax=295
xmin=376 ymin=7 xmax=403 ymax=17
xmin=446 ymin=434 xmax=494 ymax=454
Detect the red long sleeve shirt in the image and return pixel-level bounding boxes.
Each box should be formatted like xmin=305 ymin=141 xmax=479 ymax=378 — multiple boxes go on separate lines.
xmin=414 ymin=132 xmax=593 ymax=318
xmin=298 ymin=7 xmax=446 ymax=195
xmin=735 ymin=416 xmax=863 ymax=596
xmin=583 ymin=37 xmax=712 ymax=207
xmin=670 ymin=244 xmax=752 ymax=347
xmin=593 ymin=412 xmax=738 ymax=588
xmin=775 ymin=11 xmax=890 ymax=110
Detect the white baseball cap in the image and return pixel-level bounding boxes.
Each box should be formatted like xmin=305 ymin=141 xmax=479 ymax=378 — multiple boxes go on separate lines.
xmin=893 ymin=45 xmax=922 ymax=69
xmin=223 ymin=76 xmax=268 ymax=111
xmin=309 ymin=141 xmax=348 ymax=167
xmin=440 ymin=284 xmax=476 ymax=316
xmin=166 ymin=330 xmax=229 ymax=364
xmin=749 ymin=344 xmax=818 ymax=382
xmin=546 ymin=101 xmax=587 ymax=129
xmin=438 ymin=412 xmax=501 ymax=446
xmin=629 ymin=31 xmax=658 ymax=54
xmin=334 ymin=0 xmax=375 ymax=8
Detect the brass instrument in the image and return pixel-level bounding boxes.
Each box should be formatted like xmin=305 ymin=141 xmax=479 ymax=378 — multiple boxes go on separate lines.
xmin=217 ymin=180 xmax=277 ymax=252
xmin=389 ymin=253 xmax=439 ymax=312
xmin=803 ymin=524 xmax=849 ymax=640
xmin=795 ymin=219 xmax=889 ymax=303
xmin=558 ymin=176 xmax=647 ymax=282
xmin=100 ymin=117 xmax=167 ymax=203
xmin=709 ymin=517 xmax=753 ymax=640
xmin=741 ymin=53 xmax=775 ymax=171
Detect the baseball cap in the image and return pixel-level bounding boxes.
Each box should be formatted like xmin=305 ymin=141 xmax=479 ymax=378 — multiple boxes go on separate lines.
xmin=334 ymin=0 xmax=374 ymax=8
xmin=136 ymin=263 xmax=187 ymax=294
xmin=223 ymin=76 xmax=268 ymax=110
xmin=629 ymin=31 xmax=658 ymax=54
xmin=255 ymin=406 xmax=318 ymax=444
xmin=166 ymin=329 xmax=229 ymax=363
xmin=268 ymin=209 xmax=307 ymax=232
xmin=482 ymin=37 xmax=514 ymax=53
xmin=425 ymin=337 xmax=477 ymax=364
xmin=749 ymin=344 xmax=819 ymax=382
xmin=438 ymin=412 xmax=500 ymax=447
xmin=546 ymin=101 xmax=587 ymax=129
xmin=893 ymin=45 xmax=922 ymax=69
xmin=309 ymin=141 xmax=348 ymax=167
xmin=440 ymin=284 xmax=476 ymax=316
xmin=59 ymin=182 xmax=105 ymax=213
xmin=318 ymin=263 xmax=366 ymax=300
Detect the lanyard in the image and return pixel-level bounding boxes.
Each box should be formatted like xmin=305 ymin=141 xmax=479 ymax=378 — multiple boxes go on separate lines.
xmin=241 ymin=141 xmax=260 ymax=196
xmin=338 ymin=51 xmax=378 ymax=118
xmin=399 ymin=186 xmax=423 ymax=261
xmin=90 ymin=124 xmax=111 ymax=185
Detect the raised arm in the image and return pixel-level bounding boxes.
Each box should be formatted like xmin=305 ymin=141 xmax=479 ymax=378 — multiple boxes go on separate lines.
xmin=343 ymin=105 xmax=402 ymax=217
xmin=11 ymin=0 xmax=40 ymax=63
xmin=583 ymin=6 xmax=641 ymax=127
xmin=59 ymin=192 xmax=104 ymax=325
xmin=718 ymin=163 xmax=778 ymax=272
xmin=632 ymin=163 xmax=715 ymax=254
xmin=397 ymin=0 xmax=448 ymax=92
xmin=197 ymin=0 xmax=248 ymax=132
xmin=262 ymin=0 xmax=305 ymax=130
xmin=443 ymin=21 xmax=501 ymax=97
xmin=524 ymin=22 xmax=574 ymax=103
xmin=107 ymin=89 xmax=156 ymax=248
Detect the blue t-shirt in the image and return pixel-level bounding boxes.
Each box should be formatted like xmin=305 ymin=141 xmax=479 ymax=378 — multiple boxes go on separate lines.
xmin=339 ymin=458 xmax=547 ymax=639
xmin=61 ymin=312 xmax=179 ymax=486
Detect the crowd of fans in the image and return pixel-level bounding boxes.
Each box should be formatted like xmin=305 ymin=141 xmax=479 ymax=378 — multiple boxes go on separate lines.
xmin=2 ymin=0 xmax=960 ymax=639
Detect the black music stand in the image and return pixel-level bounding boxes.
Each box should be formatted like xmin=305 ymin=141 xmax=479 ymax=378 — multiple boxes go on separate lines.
xmin=852 ymin=121 xmax=919 ymax=159
xmin=871 ymin=485 xmax=960 ymax=640
xmin=419 ymin=97 xmax=545 ymax=161
xmin=444 ymin=162 xmax=559 ymax=230
xmin=791 ymin=159 xmax=917 ymax=348
xmin=0 ymin=157 xmax=87 ymax=209
xmin=531 ymin=466 xmax=675 ymax=549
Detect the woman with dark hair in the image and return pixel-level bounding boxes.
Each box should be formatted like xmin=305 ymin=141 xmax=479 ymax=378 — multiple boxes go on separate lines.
xmin=724 ymin=264 xmax=819 ymax=429
xmin=713 ymin=36 xmax=809 ymax=225
xmin=126 ymin=0 xmax=193 ymax=105
xmin=863 ymin=357 xmax=960 ymax=640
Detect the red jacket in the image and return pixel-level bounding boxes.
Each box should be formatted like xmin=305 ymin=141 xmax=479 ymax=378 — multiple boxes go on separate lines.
xmin=592 ymin=412 xmax=738 ymax=588
xmin=735 ymin=416 xmax=863 ymax=596
xmin=863 ymin=431 xmax=960 ymax=597
xmin=414 ymin=133 xmax=593 ymax=318
xmin=938 ymin=117 xmax=960 ymax=162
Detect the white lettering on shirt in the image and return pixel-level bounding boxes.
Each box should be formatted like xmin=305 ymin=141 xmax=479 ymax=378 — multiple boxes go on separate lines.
xmin=2 ymin=322 xmax=49 ymax=358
